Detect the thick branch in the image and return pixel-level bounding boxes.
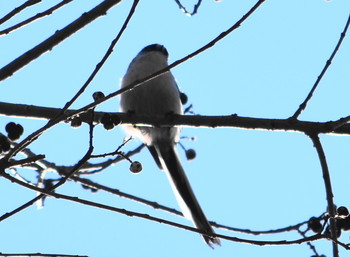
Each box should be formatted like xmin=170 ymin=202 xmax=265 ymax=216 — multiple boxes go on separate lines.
xmin=1 ymin=102 xmax=350 ymax=135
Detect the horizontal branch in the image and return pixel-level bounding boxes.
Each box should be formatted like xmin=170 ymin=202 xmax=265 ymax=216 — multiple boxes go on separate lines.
xmin=1 ymin=102 xmax=350 ymax=135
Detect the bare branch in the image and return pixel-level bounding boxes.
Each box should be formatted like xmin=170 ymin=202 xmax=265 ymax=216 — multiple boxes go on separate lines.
xmin=0 ymin=170 xmax=328 ymax=246
xmin=59 ymin=0 xmax=140 ymax=114
xmin=308 ymin=133 xmax=339 ymax=257
xmin=0 ymin=0 xmax=122 ymax=81
xmin=292 ymin=12 xmax=350 ymax=119
xmin=2 ymin=102 xmax=350 ymax=135
xmin=0 ymin=116 xmax=95 ymax=222
xmin=0 ymin=0 xmax=73 ymax=36
xmin=0 ymin=0 xmax=266 ymax=159
xmin=0 ymin=0 xmax=42 ymax=25
xmin=0 ymin=254 xmax=88 ymax=257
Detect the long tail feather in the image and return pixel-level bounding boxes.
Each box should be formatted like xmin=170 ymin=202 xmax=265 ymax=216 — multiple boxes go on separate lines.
xmin=154 ymin=143 xmax=220 ymax=247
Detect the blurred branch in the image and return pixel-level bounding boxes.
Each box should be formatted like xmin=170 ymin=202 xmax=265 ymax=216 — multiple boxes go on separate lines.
xmin=0 ymin=0 xmax=42 ymax=25
xmin=2 ymin=102 xmax=350 ymax=135
xmin=0 ymin=0 xmax=73 ymax=36
xmin=0 ymin=0 xmax=122 ymax=81
xmin=291 ymin=12 xmax=350 ymax=119
xmin=308 ymin=133 xmax=339 ymax=257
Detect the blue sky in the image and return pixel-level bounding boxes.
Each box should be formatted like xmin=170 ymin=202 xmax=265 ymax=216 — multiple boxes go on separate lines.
xmin=1 ymin=0 xmax=350 ymax=256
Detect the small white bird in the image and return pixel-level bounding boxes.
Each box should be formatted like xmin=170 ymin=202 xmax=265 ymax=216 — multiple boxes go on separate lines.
xmin=120 ymin=44 xmax=220 ymax=247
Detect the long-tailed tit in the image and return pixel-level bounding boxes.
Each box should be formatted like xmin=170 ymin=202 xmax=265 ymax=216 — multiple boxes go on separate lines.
xmin=120 ymin=44 xmax=220 ymax=247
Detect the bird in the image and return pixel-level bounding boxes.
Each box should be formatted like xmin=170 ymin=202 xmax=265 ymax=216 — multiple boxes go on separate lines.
xmin=120 ymin=44 xmax=220 ymax=247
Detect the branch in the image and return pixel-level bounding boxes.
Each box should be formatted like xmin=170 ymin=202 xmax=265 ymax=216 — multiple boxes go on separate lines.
xmin=0 ymin=0 xmax=266 ymax=158
xmin=0 ymin=0 xmax=73 ymax=36
xmin=0 ymin=254 xmax=87 ymax=257
xmin=173 ymin=0 xmax=202 ymax=16
xmin=308 ymin=133 xmax=339 ymax=257
xmin=59 ymin=0 xmax=139 ymax=113
xmin=292 ymin=12 xmax=350 ymax=119
xmin=0 ymin=0 xmax=122 ymax=81
xmin=0 ymin=117 xmax=94 ymax=222
xmin=0 ymin=170 xmax=327 ymax=246
xmin=2 ymin=102 xmax=350 ymax=135
xmin=0 ymin=0 xmax=41 ymax=25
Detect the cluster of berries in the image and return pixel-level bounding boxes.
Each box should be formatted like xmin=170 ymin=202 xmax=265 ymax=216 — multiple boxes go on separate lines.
xmin=0 ymin=122 xmax=24 ymax=153
xmin=308 ymin=206 xmax=350 ymax=238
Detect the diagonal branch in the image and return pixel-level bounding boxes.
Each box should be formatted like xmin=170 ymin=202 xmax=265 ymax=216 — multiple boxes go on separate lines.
xmin=0 ymin=0 xmax=122 ymax=81
xmin=0 ymin=0 xmax=267 ymax=159
xmin=0 ymin=115 xmax=95 ymax=222
xmin=0 ymin=0 xmax=73 ymax=36
xmin=60 ymin=0 xmax=140 ymax=114
xmin=292 ymin=12 xmax=350 ymax=119
xmin=0 ymin=0 xmax=42 ymax=25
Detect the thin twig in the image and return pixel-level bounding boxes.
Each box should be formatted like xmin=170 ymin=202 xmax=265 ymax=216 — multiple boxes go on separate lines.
xmin=59 ymin=0 xmax=140 ymax=114
xmin=0 ymin=0 xmax=73 ymax=36
xmin=0 ymin=118 xmax=95 ymax=222
xmin=0 ymin=0 xmax=41 ymax=25
xmin=0 ymin=170 xmax=327 ymax=246
xmin=0 ymin=154 xmax=45 ymax=169
xmin=308 ymin=133 xmax=339 ymax=257
xmin=72 ymin=176 xmax=183 ymax=216
xmin=292 ymin=12 xmax=350 ymax=119
xmin=173 ymin=0 xmax=202 ymax=16
xmin=0 ymin=0 xmax=122 ymax=81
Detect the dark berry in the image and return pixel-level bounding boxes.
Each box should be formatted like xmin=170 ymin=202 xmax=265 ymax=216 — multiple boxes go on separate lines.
xmin=81 ymin=184 xmax=98 ymax=193
xmin=93 ymin=91 xmax=105 ymax=101
xmin=180 ymin=92 xmax=188 ymax=105
xmin=103 ymin=122 xmax=114 ymax=130
xmin=185 ymin=149 xmax=196 ymax=161
xmin=337 ymin=206 xmax=349 ymax=217
xmin=5 ymin=122 xmax=16 ymax=133
xmin=130 ymin=161 xmax=142 ymax=174
xmin=100 ymin=113 xmax=114 ymax=130
xmin=110 ymin=114 xmax=121 ymax=126
xmin=308 ymin=217 xmax=322 ymax=233
xmin=6 ymin=122 xmax=23 ymax=141
xmin=71 ymin=116 xmax=82 ymax=128
xmin=81 ymin=184 xmax=90 ymax=190
xmin=0 ymin=135 xmax=10 ymax=153
xmin=339 ymin=215 xmax=350 ymax=231
xmin=90 ymin=188 xmax=98 ymax=193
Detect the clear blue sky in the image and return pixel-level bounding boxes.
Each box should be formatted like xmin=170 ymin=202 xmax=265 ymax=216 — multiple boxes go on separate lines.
xmin=1 ymin=0 xmax=350 ymax=256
